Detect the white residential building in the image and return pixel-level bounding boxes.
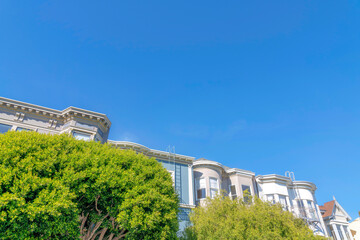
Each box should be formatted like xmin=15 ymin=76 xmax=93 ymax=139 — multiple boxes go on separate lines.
xmin=192 ymin=158 xmax=257 ymax=205
xmin=319 ymin=198 xmax=354 ymax=240
xmin=256 ymin=174 xmax=328 ymax=237
xmin=349 ymin=216 xmax=360 ymax=240
xmin=0 ymin=96 xmax=354 ymax=236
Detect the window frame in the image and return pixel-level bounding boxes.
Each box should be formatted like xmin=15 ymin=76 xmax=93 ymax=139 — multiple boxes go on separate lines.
xmin=266 ymin=194 xmax=275 ymax=204
xmin=16 ymin=127 xmax=32 ymax=132
xmin=307 ymin=200 xmax=316 ymax=219
xmin=229 ymin=185 xmax=237 ymax=200
xmin=241 ymin=185 xmax=251 ymax=202
xmin=195 ymin=177 xmax=206 ymax=201
xmin=72 ymin=131 xmax=92 ymax=141
xmin=297 ymin=200 xmax=307 ymax=218
xmin=279 ymin=195 xmax=288 ymax=211
xmin=209 ymin=177 xmax=219 ymax=199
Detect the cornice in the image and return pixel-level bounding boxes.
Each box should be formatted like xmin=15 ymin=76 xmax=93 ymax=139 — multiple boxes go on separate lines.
xmin=291 ymin=181 xmax=317 ymax=191
xmin=0 ymin=97 xmax=111 ymax=130
xmin=108 ymin=140 xmax=195 ymax=163
xmin=256 ymin=174 xmax=291 ymax=184
xmin=256 ymin=175 xmax=317 ymax=191
xmin=193 ymin=159 xmax=225 ymax=170
xmin=193 ymin=159 xmax=254 ymax=177
xmin=226 ymin=168 xmax=255 ymax=177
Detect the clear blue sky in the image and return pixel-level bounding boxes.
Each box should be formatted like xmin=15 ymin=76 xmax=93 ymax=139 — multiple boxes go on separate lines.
xmin=1 ymin=1 xmax=359 ymax=219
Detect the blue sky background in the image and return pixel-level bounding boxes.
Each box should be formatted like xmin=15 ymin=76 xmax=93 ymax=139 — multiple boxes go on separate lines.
xmin=1 ymin=1 xmax=359 ymax=219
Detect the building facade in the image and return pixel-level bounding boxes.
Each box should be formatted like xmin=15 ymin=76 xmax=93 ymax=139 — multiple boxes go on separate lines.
xmin=192 ymin=158 xmax=256 ymax=205
xmin=0 ymin=96 xmax=353 ymax=236
xmin=256 ymin=174 xmax=328 ymax=237
xmin=349 ymin=216 xmax=360 ymax=240
xmin=319 ymin=198 xmax=354 ymax=240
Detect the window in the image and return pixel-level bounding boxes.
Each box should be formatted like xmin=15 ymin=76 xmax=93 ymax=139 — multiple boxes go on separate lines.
xmin=94 ymin=135 xmax=102 ymax=142
xmin=307 ymin=200 xmax=316 ymax=219
xmin=267 ymin=194 xmax=275 ymax=204
xmin=242 ymin=185 xmax=251 ymax=203
xmin=279 ymin=195 xmax=288 ymax=211
xmin=297 ymin=200 xmax=307 ymax=218
xmin=0 ymin=123 xmax=12 ymax=133
xmin=229 ymin=185 xmax=237 ymax=200
xmin=73 ymin=131 xmax=91 ymax=141
xmin=209 ymin=178 xmax=219 ymax=199
xmin=16 ymin=127 xmax=31 ymax=132
xmin=196 ymin=178 xmax=206 ymax=200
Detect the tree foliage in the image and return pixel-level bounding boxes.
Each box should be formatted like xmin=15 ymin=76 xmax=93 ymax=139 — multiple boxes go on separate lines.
xmin=0 ymin=131 xmax=179 ymax=240
xmin=184 ymin=193 xmax=326 ymax=240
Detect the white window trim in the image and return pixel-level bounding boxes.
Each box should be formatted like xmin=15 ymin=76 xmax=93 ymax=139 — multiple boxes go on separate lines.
xmin=72 ymin=131 xmax=92 ymax=141
xmin=241 ymin=185 xmax=251 ymax=196
xmin=195 ymin=177 xmax=206 ymax=201
xmin=229 ymin=185 xmax=237 ymax=199
xmin=209 ymin=177 xmax=219 ymax=199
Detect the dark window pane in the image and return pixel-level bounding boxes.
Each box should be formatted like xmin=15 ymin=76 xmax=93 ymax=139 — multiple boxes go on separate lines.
xmin=197 ymin=189 xmax=206 ymax=199
xmin=230 ymin=185 xmax=236 ymax=195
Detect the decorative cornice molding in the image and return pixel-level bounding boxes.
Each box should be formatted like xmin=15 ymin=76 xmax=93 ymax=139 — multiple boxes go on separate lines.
xmin=108 ymin=140 xmax=195 ymax=163
xmin=193 ymin=159 xmax=255 ymax=177
xmin=0 ymin=97 xmax=111 ymax=130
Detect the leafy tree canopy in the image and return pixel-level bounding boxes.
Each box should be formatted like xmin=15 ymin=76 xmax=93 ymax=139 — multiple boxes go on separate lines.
xmin=182 ymin=193 xmax=326 ymax=240
xmin=0 ymin=131 xmax=179 ymax=240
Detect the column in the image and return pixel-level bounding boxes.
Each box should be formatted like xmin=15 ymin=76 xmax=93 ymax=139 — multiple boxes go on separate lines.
xmin=340 ymin=225 xmax=346 ymax=240
xmin=332 ymin=223 xmax=341 ymax=240
xmin=188 ymin=164 xmax=194 ymax=206
xmin=315 ymin=205 xmax=329 ymax=237
xmin=340 ymin=225 xmax=352 ymax=240
xmin=345 ymin=226 xmax=354 ymax=240
xmin=345 ymin=225 xmax=354 ymax=240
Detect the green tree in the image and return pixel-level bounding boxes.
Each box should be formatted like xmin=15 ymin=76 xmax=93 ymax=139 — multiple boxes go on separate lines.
xmin=185 ymin=193 xmax=326 ymax=240
xmin=0 ymin=131 xmax=179 ymax=240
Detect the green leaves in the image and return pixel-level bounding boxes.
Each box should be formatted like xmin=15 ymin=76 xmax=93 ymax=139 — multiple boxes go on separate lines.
xmin=0 ymin=131 xmax=179 ymax=239
xmin=186 ymin=194 xmax=326 ymax=240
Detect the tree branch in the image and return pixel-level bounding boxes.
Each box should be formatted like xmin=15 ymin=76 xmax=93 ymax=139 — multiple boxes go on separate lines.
xmin=95 ymin=195 xmax=102 ymax=215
